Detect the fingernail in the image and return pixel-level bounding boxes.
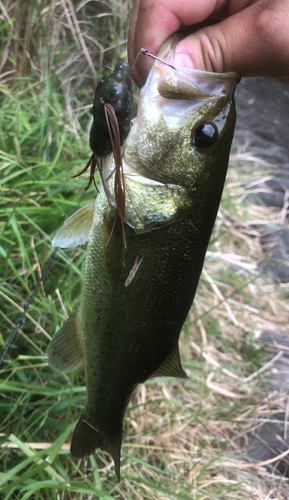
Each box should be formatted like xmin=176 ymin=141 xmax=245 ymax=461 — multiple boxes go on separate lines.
xmin=174 ymin=52 xmax=194 ymax=70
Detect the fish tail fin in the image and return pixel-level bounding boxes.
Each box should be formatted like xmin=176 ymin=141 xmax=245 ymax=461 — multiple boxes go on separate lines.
xmin=70 ymin=413 xmax=103 ymax=459
xmin=70 ymin=413 xmax=122 ymax=481
xmin=104 ymin=430 xmax=122 ymax=482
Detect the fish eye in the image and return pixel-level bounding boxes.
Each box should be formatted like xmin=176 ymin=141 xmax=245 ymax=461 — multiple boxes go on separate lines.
xmin=191 ymin=121 xmax=218 ymax=149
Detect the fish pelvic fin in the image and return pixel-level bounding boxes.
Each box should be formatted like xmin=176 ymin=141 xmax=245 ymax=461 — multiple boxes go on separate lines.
xmin=71 ymin=414 xmax=122 ymax=482
xmin=152 ymin=344 xmax=188 ymax=379
xmin=47 ymin=312 xmax=84 ymax=373
xmin=52 ymin=200 xmax=95 ymax=248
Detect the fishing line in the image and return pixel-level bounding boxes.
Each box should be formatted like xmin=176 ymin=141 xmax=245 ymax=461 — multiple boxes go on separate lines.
xmin=130 ymin=49 xmax=143 ymax=72
xmin=0 ymin=247 xmax=58 ymax=367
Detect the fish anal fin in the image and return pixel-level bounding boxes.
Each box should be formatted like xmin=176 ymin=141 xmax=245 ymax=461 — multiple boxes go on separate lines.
xmin=71 ymin=414 xmax=122 ymax=482
xmin=52 ymin=200 xmax=95 ymax=248
xmin=152 ymin=345 xmax=188 ymax=379
xmin=71 ymin=414 xmax=104 ymax=459
xmin=47 ymin=312 xmax=84 ymax=373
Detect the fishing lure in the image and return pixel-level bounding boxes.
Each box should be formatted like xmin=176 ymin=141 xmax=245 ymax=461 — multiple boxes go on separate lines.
xmin=88 ymin=51 xmax=171 ymax=162
xmin=73 ymin=62 xmax=134 ymax=188
xmin=90 ymin=61 xmax=134 ymax=158
xmin=73 ymin=52 xmax=174 ymax=247
xmin=74 ymin=51 xmax=173 ymax=191
xmin=72 ymin=62 xmax=134 ymax=247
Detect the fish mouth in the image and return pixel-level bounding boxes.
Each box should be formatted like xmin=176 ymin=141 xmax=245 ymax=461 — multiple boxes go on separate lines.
xmin=103 ymin=34 xmax=240 ymax=187
xmin=119 ymin=35 xmax=239 ymax=183
xmin=142 ymin=34 xmax=240 ymax=107
xmin=156 ymin=34 xmax=240 ymax=87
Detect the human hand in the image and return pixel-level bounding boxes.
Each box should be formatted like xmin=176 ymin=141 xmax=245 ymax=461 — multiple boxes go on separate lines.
xmin=128 ymin=0 xmax=289 ymax=87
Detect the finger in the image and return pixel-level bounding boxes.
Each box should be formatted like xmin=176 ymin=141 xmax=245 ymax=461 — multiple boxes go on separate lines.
xmin=173 ymin=1 xmax=289 ymax=82
xmin=132 ymin=2 xmax=180 ymax=86
xmin=129 ymin=0 xmax=222 ymax=87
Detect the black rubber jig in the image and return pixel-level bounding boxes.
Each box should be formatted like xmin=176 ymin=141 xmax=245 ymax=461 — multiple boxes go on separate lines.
xmin=72 ymin=51 xmax=173 ymax=246
xmin=89 ymin=62 xmax=134 ymax=159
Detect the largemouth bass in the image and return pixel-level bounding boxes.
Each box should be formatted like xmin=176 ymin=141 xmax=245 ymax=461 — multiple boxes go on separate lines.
xmin=48 ymin=36 xmax=239 ymax=480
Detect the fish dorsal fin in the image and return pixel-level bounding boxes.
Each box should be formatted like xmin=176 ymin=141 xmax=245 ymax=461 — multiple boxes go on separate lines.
xmin=52 ymin=201 xmax=95 ymax=248
xmin=47 ymin=312 xmax=84 ymax=373
xmin=152 ymin=345 xmax=187 ymax=379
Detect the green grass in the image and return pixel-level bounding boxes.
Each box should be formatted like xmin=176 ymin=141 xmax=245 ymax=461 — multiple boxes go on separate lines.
xmin=1 ymin=1 xmax=289 ymax=498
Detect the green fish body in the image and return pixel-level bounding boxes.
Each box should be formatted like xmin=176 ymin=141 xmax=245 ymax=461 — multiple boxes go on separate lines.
xmin=48 ymin=37 xmax=239 ymax=479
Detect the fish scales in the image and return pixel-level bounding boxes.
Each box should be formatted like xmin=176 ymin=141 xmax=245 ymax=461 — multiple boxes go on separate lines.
xmin=48 ymin=35 xmax=240 ymax=479
xmin=82 ymin=196 xmax=210 ymax=410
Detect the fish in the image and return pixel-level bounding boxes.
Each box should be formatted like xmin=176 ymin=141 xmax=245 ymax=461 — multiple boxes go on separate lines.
xmin=47 ymin=36 xmax=240 ymax=480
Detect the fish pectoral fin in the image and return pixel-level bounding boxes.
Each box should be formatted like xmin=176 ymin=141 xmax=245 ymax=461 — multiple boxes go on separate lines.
xmin=152 ymin=345 xmax=188 ymax=379
xmin=47 ymin=312 xmax=84 ymax=373
xmin=52 ymin=200 xmax=95 ymax=248
xmin=71 ymin=414 xmax=122 ymax=482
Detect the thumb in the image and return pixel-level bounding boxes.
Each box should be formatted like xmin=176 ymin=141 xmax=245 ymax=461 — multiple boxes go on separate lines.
xmin=174 ymin=2 xmax=289 ymax=84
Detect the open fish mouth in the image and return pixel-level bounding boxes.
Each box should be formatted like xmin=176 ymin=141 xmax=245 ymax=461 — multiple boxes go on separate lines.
xmin=101 ymin=36 xmax=240 ymax=234
xmin=137 ymin=35 xmax=239 ymax=131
